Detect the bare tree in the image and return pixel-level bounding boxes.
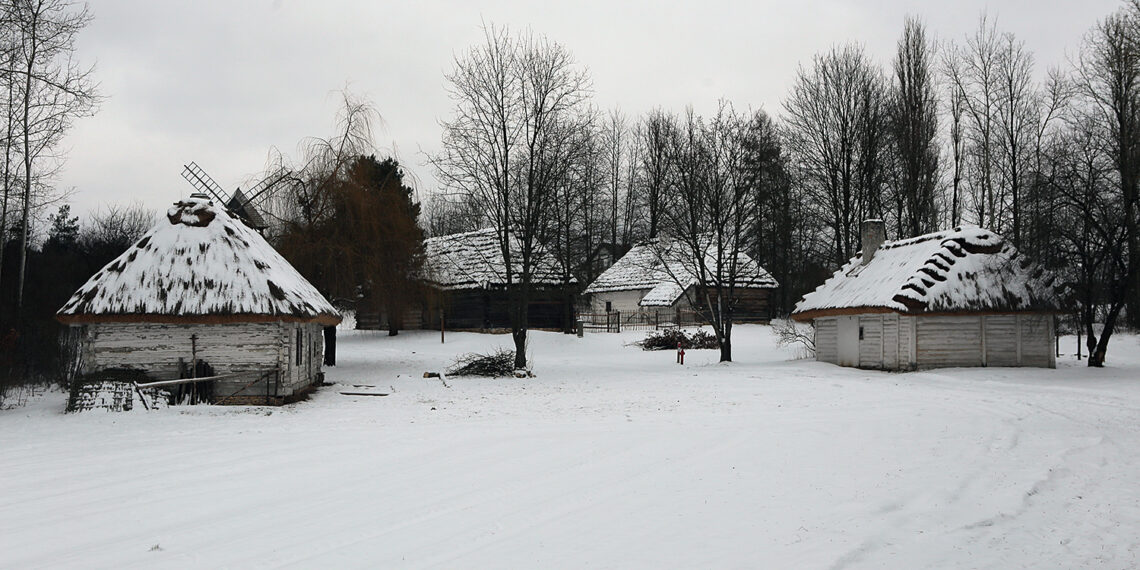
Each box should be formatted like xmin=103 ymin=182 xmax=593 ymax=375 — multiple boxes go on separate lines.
xmin=946 ymin=67 xmax=966 ymax=227
xmin=263 ymin=91 xmax=377 ymax=240
xmin=264 ymin=93 xmax=384 ymax=305
xmin=995 ymin=30 xmax=1038 ymax=247
xmin=891 ymin=16 xmax=941 ymax=237
xmin=945 ymin=15 xmax=999 ymax=230
xmin=78 ymin=202 xmax=155 ymax=262
xmin=783 ymin=43 xmax=890 ymax=266
xmin=660 ymin=103 xmax=757 ymax=362
xmin=5 ymin=0 xmax=98 ymax=316
xmin=742 ymin=109 xmax=798 ymax=313
xmin=1068 ymin=5 xmax=1140 ymax=363
xmin=421 ymin=192 xmax=483 ymax=237
xmin=602 ymin=108 xmax=628 ymax=250
xmin=435 ymin=25 xmax=590 ymax=369
xmin=636 ymin=108 xmax=676 ymax=239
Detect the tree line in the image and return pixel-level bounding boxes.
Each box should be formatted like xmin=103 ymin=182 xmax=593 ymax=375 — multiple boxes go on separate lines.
xmin=427 ymin=5 xmax=1140 ymax=366
xmin=0 ymin=0 xmax=98 ymax=386
xmin=5 ymin=1 xmax=1140 ymax=381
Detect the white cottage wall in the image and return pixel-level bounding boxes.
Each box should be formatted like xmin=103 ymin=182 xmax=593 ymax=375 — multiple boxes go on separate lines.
xmin=590 ymin=289 xmax=650 ymax=314
xmin=813 ymin=312 xmax=1052 ymax=370
xmin=283 ymin=322 xmax=326 ymax=393
xmin=984 ymin=316 xmax=1019 ymax=367
xmin=916 ymin=316 xmax=985 ymax=368
xmin=1019 ymin=314 xmax=1055 ymax=368
xmin=858 ymin=315 xmax=884 ymax=369
xmin=81 ymin=321 xmax=329 ymax=398
xmin=882 ymin=314 xmax=899 ymax=369
xmin=84 ymin=322 xmax=285 ymax=380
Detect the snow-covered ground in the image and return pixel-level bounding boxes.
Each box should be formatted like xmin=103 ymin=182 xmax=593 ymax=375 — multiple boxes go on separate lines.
xmin=2 ymin=325 xmax=1139 ymax=568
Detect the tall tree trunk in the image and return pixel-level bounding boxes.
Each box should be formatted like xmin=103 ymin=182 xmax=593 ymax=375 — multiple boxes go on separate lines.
xmin=16 ymin=15 xmax=37 ymax=314
xmin=0 ymin=75 xmax=16 ymax=299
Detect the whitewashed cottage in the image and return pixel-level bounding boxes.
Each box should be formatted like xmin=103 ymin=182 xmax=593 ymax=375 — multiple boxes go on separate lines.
xmin=584 ymin=240 xmax=779 ymax=320
xmin=57 ymin=194 xmax=341 ymax=404
xmin=792 ymin=220 xmax=1062 ymax=370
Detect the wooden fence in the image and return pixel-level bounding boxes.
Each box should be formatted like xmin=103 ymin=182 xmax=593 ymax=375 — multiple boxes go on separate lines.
xmin=577 ymin=309 xmax=770 ymax=333
xmin=577 ymin=310 xmax=706 ymax=332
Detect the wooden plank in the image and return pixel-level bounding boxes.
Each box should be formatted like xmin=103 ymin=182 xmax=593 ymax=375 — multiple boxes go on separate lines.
xmin=916 ymin=316 xmax=984 ymax=368
xmin=814 ymin=318 xmax=838 ymax=364
xmin=136 ymin=370 xmax=276 ymax=389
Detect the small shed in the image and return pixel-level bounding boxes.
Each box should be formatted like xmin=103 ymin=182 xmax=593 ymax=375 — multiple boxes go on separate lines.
xmin=583 ymin=240 xmax=779 ymax=320
xmin=57 ymin=194 xmax=341 ymax=404
xmin=792 ymin=221 xmax=1062 ymax=370
xmin=419 ymin=228 xmax=573 ymax=331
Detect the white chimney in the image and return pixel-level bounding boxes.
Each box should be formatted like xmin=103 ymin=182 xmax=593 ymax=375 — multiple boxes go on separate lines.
xmin=861 ymin=219 xmax=885 ymax=264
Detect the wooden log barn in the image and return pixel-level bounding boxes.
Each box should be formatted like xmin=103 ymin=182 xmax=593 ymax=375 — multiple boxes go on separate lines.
xmin=417 ymin=228 xmax=574 ymax=331
xmin=792 ymin=220 xmax=1062 ymax=370
xmin=56 ymin=194 xmax=341 ymax=405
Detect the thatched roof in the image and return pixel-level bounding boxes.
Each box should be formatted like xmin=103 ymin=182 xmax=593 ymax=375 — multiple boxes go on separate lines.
xmin=421 ymin=228 xmax=568 ymax=290
xmin=583 ymin=240 xmax=779 ymax=307
xmin=792 ymin=226 xmax=1062 ymax=321
xmin=57 ymin=195 xmax=340 ymax=325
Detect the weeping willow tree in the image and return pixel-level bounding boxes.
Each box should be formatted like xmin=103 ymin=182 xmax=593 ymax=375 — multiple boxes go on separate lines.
xmin=267 ymin=94 xmax=425 ymax=335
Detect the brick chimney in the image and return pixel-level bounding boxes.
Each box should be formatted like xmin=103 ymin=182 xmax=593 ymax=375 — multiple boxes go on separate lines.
xmin=861 ymin=219 xmax=885 ymax=264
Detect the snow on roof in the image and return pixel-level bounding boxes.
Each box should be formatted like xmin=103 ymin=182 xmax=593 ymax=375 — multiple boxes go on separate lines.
xmin=584 ymin=240 xmax=779 ymax=307
xmin=58 ymin=195 xmax=340 ymax=325
xmin=792 ymin=226 xmax=1061 ymax=319
xmin=421 ymin=228 xmax=567 ymax=290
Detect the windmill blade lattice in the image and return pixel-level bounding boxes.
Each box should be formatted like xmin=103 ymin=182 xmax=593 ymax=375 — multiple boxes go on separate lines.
xmin=242 ymin=166 xmax=292 ymax=207
xmin=181 ymin=162 xmax=231 ymax=205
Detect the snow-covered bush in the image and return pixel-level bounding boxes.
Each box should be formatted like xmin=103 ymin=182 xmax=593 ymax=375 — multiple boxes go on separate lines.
xmin=637 ymin=328 xmax=719 ymax=351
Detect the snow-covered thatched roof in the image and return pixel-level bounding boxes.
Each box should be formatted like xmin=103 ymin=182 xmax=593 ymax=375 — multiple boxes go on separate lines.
xmin=421 ymin=228 xmax=568 ymax=290
xmin=792 ymin=226 xmax=1062 ymax=321
xmin=58 ymin=195 xmax=340 ymax=325
xmin=584 ymin=240 xmax=779 ymax=307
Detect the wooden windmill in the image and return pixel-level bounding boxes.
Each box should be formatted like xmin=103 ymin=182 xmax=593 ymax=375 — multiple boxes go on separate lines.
xmin=181 ymin=162 xmax=290 ymax=232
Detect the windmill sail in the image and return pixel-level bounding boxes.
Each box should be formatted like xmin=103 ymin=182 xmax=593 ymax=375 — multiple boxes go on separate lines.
xmin=181 ymin=162 xmax=230 ymax=204
xmin=242 ymin=166 xmax=291 ymax=207
xmin=181 ymin=162 xmax=285 ymax=232
xmin=227 ymin=189 xmax=269 ymax=230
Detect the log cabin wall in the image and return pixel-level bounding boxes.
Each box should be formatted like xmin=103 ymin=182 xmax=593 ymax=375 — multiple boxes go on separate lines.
xmin=814 ymin=317 xmax=838 ymax=364
xmin=77 ymin=321 xmax=327 ymax=398
xmin=421 ymin=286 xmax=574 ymax=331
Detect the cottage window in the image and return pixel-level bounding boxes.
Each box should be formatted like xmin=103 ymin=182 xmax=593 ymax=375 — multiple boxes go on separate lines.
xmin=858 ymin=326 xmax=864 ymax=341
xmin=605 ymin=301 xmax=612 ymax=313
xmin=296 ymin=328 xmax=303 ymax=365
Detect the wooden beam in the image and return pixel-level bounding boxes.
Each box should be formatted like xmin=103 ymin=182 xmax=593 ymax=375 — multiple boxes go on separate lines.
xmin=135 ymin=370 xmax=277 ymax=389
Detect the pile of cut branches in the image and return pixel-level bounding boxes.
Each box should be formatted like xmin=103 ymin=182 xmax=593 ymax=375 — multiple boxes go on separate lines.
xmin=446 ymin=349 xmax=517 ymax=377
xmin=637 ymin=328 xmax=719 ymax=351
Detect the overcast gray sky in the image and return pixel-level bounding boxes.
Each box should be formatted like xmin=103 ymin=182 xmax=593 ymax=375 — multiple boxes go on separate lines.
xmin=57 ymin=0 xmax=1121 ymax=219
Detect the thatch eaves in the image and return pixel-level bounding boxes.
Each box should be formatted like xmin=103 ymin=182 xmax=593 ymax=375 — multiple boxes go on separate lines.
xmin=57 ymin=195 xmax=340 ymax=325
xmin=792 ymin=226 xmax=1061 ymax=321
xmin=584 ymin=240 xmax=779 ymax=307
xmin=420 ymin=228 xmax=568 ymax=291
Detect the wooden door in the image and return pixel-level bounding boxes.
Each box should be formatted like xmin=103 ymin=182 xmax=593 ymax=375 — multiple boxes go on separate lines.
xmin=837 ymin=316 xmax=859 ymax=367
